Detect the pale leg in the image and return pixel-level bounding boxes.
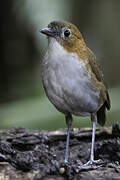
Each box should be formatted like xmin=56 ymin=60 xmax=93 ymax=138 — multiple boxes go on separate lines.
xmin=64 ymin=113 xmax=73 ymax=163
xmin=90 ymin=114 xmax=96 ymax=162
xmin=82 ymin=113 xmax=102 ymax=168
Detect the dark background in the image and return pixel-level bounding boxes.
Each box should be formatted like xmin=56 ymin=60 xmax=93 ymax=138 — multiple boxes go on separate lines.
xmin=0 ymin=0 xmax=120 ymax=130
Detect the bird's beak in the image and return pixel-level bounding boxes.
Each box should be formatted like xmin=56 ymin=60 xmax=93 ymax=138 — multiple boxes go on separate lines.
xmin=39 ymin=27 xmax=56 ymax=37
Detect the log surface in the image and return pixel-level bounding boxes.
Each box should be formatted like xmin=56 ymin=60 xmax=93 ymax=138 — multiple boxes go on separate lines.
xmin=0 ymin=123 xmax=120 ymax=180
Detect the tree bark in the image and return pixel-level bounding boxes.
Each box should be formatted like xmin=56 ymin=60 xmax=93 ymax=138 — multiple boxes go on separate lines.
xmin=0 ymin=123 xmax=120 ymax=180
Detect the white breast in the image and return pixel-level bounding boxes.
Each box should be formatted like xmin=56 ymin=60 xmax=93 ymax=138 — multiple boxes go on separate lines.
xmin=42 ymin=38 xmax=101 ymax=116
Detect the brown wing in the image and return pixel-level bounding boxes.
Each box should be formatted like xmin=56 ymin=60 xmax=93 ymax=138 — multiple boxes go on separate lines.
xmin=87 ymin=48 xmax=105 ymax=85
xmin=87 ymin=48 xmax=110 ymax=110
xmin=87 ymin=48 xmax=110 ymax=126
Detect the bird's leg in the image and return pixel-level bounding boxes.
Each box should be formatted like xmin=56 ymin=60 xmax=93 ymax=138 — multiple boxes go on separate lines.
xmin=81 ymin=113 xmax=102 ymax=169
xmin=89 ymin=113 xmax=96 ymax=162
xmin=64 ymin=113 xmax=73 ymax=164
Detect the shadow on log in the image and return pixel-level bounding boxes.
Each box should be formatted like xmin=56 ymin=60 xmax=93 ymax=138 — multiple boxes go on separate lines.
xmin=0 ymin=123 xmax=120 ymax=180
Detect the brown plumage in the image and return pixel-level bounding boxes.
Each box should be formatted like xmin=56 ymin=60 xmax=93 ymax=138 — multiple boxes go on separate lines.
xmin=40 ymin=20 xmax=111 ymax=167
xmin=55 ymin=21 xmax=110 ymax=126
xmin=87 ymin=48 xmax=111 ymax=126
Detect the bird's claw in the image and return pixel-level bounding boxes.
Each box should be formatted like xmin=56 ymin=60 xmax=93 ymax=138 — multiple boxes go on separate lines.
xmin=83 ymin=159 xmax=103 ymax=166
xmin=78 ymin=159 xmax=103 ymax=171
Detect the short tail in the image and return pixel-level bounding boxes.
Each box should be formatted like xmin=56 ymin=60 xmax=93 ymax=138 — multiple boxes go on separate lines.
xmin=97 ymin=104 xmax=106 ymax=126
xmin=97 ymin=91 xmax=111 ymax=126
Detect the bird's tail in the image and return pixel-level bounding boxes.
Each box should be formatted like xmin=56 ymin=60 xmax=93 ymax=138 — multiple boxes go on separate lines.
xmin=97 ymin=91 xmax=110 ymax=126
xmin=97 ymin=104 xmax=106 ymax=126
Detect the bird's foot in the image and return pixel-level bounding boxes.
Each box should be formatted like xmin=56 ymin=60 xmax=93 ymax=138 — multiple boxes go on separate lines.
xmin=79 ymin=159 xmax=103 ymax=171
xmin=83 ymin=159 xmax=102 ymax=166
xmin=64 ymin=159 xmax=68 ymax=164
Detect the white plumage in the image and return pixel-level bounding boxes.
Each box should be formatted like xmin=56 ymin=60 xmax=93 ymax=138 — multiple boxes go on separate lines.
xmin=42 ymin=38 xmax=101 ymax=116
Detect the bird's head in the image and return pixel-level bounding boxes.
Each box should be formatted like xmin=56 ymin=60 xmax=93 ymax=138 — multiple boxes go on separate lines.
xmin=40 ymin=21 xmax=87 ymax=59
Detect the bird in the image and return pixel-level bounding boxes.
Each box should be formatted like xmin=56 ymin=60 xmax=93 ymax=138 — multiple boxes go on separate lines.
xmin=39 ymin=20 xmax=110 ymax=169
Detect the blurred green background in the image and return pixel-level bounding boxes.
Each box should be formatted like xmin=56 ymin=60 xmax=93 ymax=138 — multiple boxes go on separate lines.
xmin=1 ymin=0 xmax=120 ymax=130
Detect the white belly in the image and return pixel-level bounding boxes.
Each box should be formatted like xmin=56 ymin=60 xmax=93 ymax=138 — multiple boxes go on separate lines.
xmin=42 ymin=38 xmax=101 ymax=116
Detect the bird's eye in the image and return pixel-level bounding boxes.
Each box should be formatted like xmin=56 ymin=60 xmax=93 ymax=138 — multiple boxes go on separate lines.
xmin=64 ymin=29 xmax=71 ymax=38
